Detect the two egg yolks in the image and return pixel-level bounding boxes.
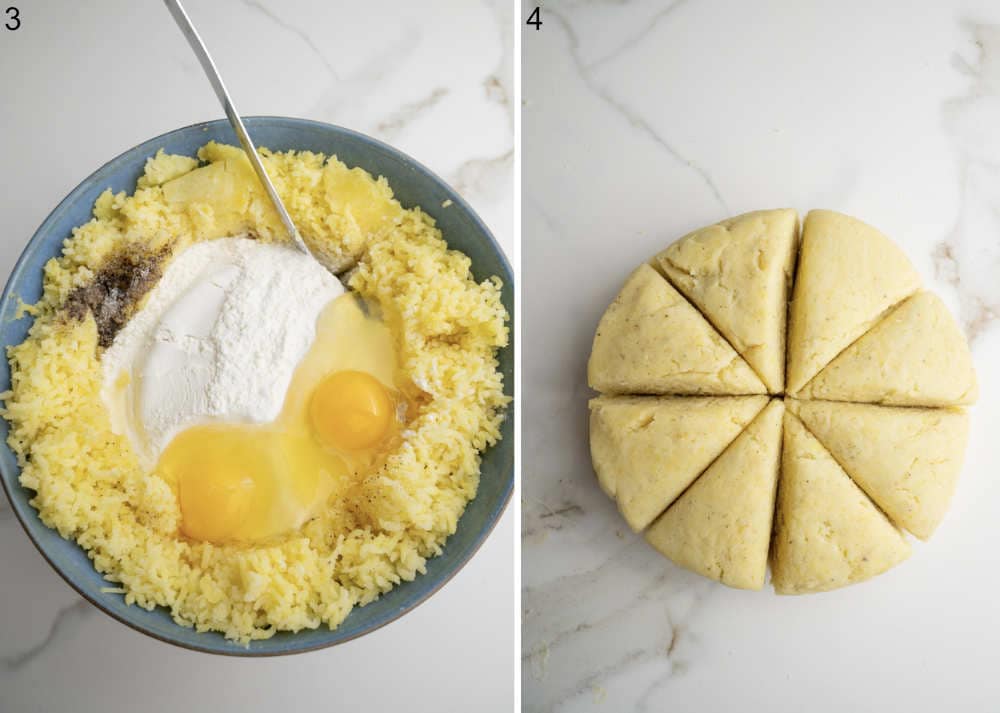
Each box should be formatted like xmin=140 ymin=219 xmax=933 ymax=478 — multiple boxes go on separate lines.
xmin=156 ymin=295 xmax=404 ymax=544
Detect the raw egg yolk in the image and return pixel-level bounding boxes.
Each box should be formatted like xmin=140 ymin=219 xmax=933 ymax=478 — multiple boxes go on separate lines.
xmin=309 ymin=370 xmax=394 ymax=451
xmin=178 ymin=464 xmax=255 ymax=543
xmin=162 ymin=427 xmax=283 ymax=543
xmin=153 ymin=294 xmax=409 ymax=545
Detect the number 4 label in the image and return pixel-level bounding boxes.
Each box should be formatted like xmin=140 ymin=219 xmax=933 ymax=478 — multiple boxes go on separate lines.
xmin=526 ymin=6 xmax=542 ymax=30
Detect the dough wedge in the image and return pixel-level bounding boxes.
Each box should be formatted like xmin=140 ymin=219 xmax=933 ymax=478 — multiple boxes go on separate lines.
xmin=789 ymin=400 xmax=969 ymax=540
xmin=654 ymin=209 xmax=798 ymax=392
xmin=786 ymin=210 xmax=921 ymax=394
xmin=589 ymin=395 xmax=767 ymax=532
xmin=588 ymin=264 xmax=765 ymax=395
xmin=645 ymin=399 xmax=783 ymax=590
xmin=798 ymin=291 xmax=978 ymax=406
xmin=771 ymin=412 xmax=911 ymax=594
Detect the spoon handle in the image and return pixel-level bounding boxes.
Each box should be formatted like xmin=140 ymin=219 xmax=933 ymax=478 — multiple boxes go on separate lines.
xmin=163 ymin=0 xmax=309 ymax=255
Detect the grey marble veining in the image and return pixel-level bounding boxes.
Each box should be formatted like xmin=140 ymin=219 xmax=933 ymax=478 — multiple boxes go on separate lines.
xmin=239 ymin=0 xmax=341 ymax=79
xmin=1 ymin=600 xmax=94 ymax=673
xmin=937 ymin=21 xmax=1000 ymax=341
xmin=544 ymin=4 xmax=730 ymax=212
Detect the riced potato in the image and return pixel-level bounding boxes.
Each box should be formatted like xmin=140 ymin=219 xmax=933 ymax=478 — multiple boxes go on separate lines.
xmin=3 ymin=143 xmax=509 ymax=643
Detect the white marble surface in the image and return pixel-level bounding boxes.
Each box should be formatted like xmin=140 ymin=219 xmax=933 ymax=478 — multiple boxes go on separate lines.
xmin=0 ymin=1 xmax=513 ymax=711
xmin=523 ymin=1 xmax=1000 ymax=711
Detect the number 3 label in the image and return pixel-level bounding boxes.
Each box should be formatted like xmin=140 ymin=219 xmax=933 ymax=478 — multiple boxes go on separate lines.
xmin=5 ymin=6 xmax=20 ymax=31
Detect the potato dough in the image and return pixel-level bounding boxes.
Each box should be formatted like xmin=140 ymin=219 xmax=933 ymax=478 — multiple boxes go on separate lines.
xmin=786 ymin=210 xmax=921 ymax=394
xmin=798 ymin=291 xmax=978 ymax=406
xmin=588 ymin=264 xmax=765 ymax=395
xmin=654 ymin=209 xmax=798 ymax=393
xmin=645 ymin=399 xmax=783 ymax=590
xmin=589 ymin=395 xmax=767 ymax=531
xmin=588 ymin=209 xmax=976 ymax=595
xmin=771 ymin=413 xmax=911 ymax=595
xmin=789 ymin=400 xmax=969 ymax=540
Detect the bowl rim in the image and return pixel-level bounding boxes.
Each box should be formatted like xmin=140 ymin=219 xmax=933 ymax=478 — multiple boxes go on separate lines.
xmin=0 ymin=115 xmax=514 ymax=656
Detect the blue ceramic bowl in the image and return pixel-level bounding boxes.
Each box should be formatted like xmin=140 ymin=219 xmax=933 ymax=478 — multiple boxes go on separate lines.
xmin=0 ymin=117 xmax=514 ymax=655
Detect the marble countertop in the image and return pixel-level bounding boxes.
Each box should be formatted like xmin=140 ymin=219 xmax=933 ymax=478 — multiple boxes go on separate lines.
xmin=523 ymin=1 xmax=1000 ymax=711
xmin=0 ymin=2 xmax=513 ymax=711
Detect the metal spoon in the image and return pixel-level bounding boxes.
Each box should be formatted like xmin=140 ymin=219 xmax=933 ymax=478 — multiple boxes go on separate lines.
xmin=163 ymin=0 xmax=313 ymax=259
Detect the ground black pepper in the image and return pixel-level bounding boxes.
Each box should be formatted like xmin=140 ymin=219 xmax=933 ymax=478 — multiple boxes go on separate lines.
xmin=64 ymin=247 xmax=166 ymax=348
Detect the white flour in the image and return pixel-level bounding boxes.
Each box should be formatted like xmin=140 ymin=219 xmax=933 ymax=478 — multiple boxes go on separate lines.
xmin=101 ymin=237 xmax=344 ymax=466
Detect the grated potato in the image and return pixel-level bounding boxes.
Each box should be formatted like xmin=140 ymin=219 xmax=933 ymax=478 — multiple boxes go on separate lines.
xmin=2 ymin=142 xmax=509 ymax=644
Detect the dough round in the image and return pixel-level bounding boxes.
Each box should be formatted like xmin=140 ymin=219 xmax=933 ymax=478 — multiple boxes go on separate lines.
xmin=588 ymin=209 xmax=976 ymax=593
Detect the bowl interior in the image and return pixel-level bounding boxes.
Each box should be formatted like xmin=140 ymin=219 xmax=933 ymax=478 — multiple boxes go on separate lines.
xmin=0 ymin=117 xmax=514 ymax=655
